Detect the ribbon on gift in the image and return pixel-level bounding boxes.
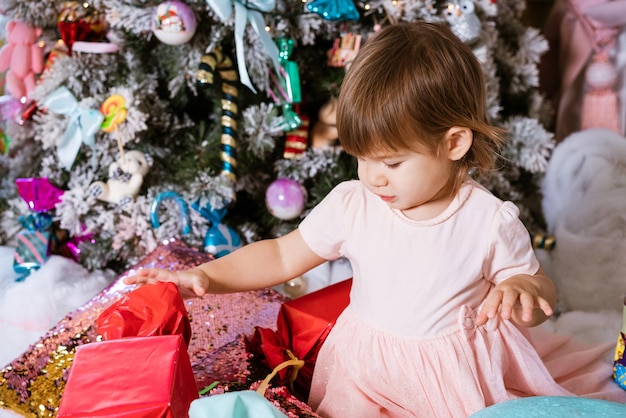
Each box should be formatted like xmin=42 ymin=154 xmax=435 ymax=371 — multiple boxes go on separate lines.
xmin=205 ymin=0 xmax=280 ymax=93
xmin=44 ymin=86 xmax=104 ymax=170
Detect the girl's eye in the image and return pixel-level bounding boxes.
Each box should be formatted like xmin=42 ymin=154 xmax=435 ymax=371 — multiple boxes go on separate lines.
xmin=384 ymin=161 xmax=401 ymax=168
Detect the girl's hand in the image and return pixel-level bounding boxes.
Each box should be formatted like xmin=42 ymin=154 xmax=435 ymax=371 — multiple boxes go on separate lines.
xmin=123 ymin=267 xmax=208 ymax=299
xmin=476 ymin=274 xmax=555 ymax=327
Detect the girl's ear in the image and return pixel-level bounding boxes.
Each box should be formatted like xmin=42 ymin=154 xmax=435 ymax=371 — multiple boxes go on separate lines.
xmin=445 ymin=126 xmax=473 ymax=161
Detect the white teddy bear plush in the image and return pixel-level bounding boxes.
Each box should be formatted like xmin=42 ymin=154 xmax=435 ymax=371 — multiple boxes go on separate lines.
xmin=89 ymin=150 xmax=152 ymax=206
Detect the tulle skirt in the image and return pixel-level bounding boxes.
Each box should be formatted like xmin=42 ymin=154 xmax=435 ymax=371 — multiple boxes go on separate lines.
xmin=308 ymin=306 xmax=626 ymax=418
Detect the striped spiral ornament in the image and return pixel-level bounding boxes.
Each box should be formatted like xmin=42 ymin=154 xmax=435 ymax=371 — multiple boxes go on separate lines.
xmin=198 ymin=48 xmax=239 ymax=184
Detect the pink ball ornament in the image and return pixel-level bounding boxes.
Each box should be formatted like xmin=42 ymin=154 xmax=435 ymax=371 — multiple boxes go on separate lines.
xmin=265 ymin=178 xmax=307 ymax=220
xmin=152 ymin=1 xmax=197 ymax=45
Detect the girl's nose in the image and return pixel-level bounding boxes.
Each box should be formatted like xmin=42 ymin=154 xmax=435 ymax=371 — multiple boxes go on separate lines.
xmin=365 ymin=164 xmax=387 ymax=187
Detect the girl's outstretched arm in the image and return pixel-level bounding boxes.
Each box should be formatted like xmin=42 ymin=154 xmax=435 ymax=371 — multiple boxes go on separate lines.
xmin=476 ymin=267 xmax=557 ymax=327
xmin=123 ymin=229 xmax=326 ymax=298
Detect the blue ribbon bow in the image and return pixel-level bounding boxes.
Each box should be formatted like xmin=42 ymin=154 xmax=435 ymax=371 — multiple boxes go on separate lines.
xmin=205 ymin=0 xmax=280 ymax=93
xmin=44 ymin=86 xmax=104 ymax=170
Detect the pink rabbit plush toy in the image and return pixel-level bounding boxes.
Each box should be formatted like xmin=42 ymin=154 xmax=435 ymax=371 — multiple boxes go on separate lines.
xmin=0 ymin=20 xmax=44 ymax=101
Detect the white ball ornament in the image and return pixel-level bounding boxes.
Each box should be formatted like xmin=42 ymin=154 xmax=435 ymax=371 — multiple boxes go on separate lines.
xmin=265 ymin=178 xmax=307 ymax=220
xmin=152 ymin=1 xmax=197 ymax=45
xmin=585 ymin=56 xmax=618 ymax=90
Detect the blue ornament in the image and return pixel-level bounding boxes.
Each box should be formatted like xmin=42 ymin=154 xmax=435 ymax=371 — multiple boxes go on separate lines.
xmin=150 ymin=191 xmax=192 ymax=235
xmin=204 ymin=222 xmax=242 ymax=258
xmin=150 ymin=191 xmax=242 ymax=258
xmin=192 ymin=201 xmax=242 ymax=258
xmin=307 ymin=0 xmax=359 ymax=22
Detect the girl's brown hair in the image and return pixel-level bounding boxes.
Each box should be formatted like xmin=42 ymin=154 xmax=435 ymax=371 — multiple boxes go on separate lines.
xmin=337 ymin=22 xmax=506 ymax=190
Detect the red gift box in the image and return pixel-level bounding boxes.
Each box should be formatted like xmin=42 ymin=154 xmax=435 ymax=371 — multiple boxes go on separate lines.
xmin=58 ymin=282 xmax=198 ymax=417
xmin=253 ymin=278 xmax=352 ymax=400
xmin=57 ymin=334 xmax=198 ymax=417
xmin=96 ymin=282 xmax=192 ymax=346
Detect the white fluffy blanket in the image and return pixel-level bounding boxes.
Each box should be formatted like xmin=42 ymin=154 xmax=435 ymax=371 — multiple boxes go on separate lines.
xmin=0 ymin=247 xmax=116 ymax=368
xmin=542 ymin=128 xmax=626 ymax=313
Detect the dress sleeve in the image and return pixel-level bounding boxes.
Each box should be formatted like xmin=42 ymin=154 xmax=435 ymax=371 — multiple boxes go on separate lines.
xmin=483 ymin=201 xmax=540 ymax=284
xmin=298 ymin=181 xmax=356 ymax=260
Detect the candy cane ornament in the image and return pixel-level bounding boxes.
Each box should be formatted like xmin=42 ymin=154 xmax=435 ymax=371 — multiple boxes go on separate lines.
xmin=197 ymin=48 xmax=239 ymax=184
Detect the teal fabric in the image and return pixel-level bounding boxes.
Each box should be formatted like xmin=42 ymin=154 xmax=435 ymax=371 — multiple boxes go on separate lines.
xmin=470 ymin=396 xmax=626 ymax=417
xmin=188 ymin=391 xmax=287 ymax=418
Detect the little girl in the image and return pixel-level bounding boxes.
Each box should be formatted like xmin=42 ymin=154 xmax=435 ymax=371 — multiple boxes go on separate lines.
xmin=125 ymin=22 xmax=626 ymax=417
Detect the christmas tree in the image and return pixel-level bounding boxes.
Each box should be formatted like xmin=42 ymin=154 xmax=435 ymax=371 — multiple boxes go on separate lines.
xmin=0 ymin=0 xmax=554 ymax=274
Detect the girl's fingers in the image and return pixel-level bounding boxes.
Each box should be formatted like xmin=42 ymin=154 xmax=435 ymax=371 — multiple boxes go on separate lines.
xmin=536 ymin=296 xmax=554 ymax=317
xmin=499 ymin=290 xmax=519 ymax=320
xmin=476 ymin=291 xmax=503 ymax=325
xmin=517 ymin=292 xmax=535 ymax=322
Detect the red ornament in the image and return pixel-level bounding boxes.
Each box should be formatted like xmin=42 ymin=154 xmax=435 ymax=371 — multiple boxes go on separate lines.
xmin=57 ymin=1 xmax=108 ymax=55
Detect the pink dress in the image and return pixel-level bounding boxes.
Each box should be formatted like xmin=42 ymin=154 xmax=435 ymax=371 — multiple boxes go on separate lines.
xmin=298 ymin=180 xmax=626 ymax=417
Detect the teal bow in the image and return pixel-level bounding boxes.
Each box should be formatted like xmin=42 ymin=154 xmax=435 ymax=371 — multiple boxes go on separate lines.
xmin=44 ymin=86 xmax=104 ymax=170
xmin=206 ymin=0 xmax=280 ymax=93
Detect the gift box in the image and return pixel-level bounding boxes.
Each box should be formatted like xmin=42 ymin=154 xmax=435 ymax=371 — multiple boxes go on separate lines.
xmin=252 ymin=278 xmax=352 ymax=400
xmin=57 ymin=281 xmax=199 ymax=417
xmin=57 ymin=334 xmax=198 ymax=417
xmin=97 ymin=281 xmax=192 ymax=346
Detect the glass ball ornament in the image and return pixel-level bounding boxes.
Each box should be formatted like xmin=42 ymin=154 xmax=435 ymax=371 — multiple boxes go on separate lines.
xmin=283 ymin=276 xmax=308 ymax=298
xmin=585 ymin=54 xmax=618 ymax=90
xmin=265 ymin=178 xmax=307 ymax=220
xmin=152 ymin=0 xmax=197 ymax=45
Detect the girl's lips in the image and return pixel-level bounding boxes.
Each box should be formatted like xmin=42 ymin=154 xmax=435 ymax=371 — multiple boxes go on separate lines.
xmin=378 ymin=195 xmax=394 ymax=202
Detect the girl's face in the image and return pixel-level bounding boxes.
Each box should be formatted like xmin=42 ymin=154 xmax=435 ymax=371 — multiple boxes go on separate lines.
xmin=357 ymin=146 xmax=456 ymax=221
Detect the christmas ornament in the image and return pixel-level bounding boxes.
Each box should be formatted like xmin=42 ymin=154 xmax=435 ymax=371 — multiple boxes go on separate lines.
xmin=89 ymin=150 xmax=152 ymax=206
xmin=307 ymin=0 xmax=360 ymax=21
xmin=150 ymin=190 xmax=192 ymax=236
xmin=12 ymin=178 xmax=64 ymax=280
xmin=197 ymin=48 xmax=240 ymax=185
xmin=531 ymin=234 xmax=556 ymax=251
xmin=265 ymin=178 xmax=307 ymax=220
xmin=0 ymin=20 xmax=44 ymax=101
xmin=568 ymin=0 xmax=622 ymax=134
xmin=16 ymin=177 xmax=64 ymax=212
xmin=268 ymin=37 xmax=302 ymax=131
xmin=442 ymin=0 xmax=482 ymax=46
xmin=150 ymin=191 xmax=242 ymax=258
xmin=283 ymin=276 xmax=308 ymax=298
xmin=283 ymin=107 xmax=309 ymax=159
xmin=13 ymin=213 xmax=53 ymax=280
xmin=204 ymin=0 xmax=280 ymax=92
xmin=58 ymin=1 xmax=110 ymax=55
xmin=43 ymin=86 xmax=104 ymax=170
xmin=327 ymin=32 xmax=361 ymax=68
xmin=100 ymin=94 xmax=129 ymax=167
xmin=193 ymin=200 xmax=242 ymax=257
xmin=152 ymin=0 xmax=198 ymax=45
xmin=0 ymin=95 xmax=23 ymax=121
